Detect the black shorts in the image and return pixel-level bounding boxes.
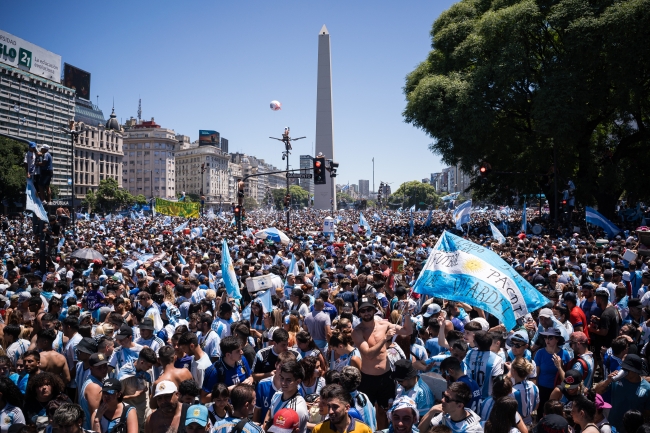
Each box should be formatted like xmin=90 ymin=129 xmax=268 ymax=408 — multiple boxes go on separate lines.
xmin=358 ymin=369 xmax=396 ymax=409
xmin=40 ymin=171 xmax=52 ymax=187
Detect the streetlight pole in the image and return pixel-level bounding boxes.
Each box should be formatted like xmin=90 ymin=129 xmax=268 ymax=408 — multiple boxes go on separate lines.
xmin=269 ymin=127 xmax=305 ymax=229
xmin=372 ymin=157 xmax=375 ymax=197
xmin=59 ymin=121 xmax=85 ymax=234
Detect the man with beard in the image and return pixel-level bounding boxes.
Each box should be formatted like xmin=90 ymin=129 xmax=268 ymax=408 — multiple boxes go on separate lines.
xmin=145 ymin=381 xmax=189 ymax=433
xmin=312 ymin=384 xmax=372 ymax=433
xmin=352 ymin=298 xmax=412 ymax=430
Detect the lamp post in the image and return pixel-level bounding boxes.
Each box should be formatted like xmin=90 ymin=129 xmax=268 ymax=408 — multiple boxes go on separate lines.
xmin=59 ymin=121 xmax=86 ymax=234
xmin=269 ymin=127 xmax=305 ymax=229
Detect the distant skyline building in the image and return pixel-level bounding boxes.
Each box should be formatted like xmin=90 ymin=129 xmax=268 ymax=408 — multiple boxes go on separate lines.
xmin=314 ymin=25 xmax=336 ymax=210
xmin=358 ymin=179 xmax=369 ymax=197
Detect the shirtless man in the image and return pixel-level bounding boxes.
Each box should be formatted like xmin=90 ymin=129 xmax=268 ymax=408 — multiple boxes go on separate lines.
xmin=29 ymin=313 xmax=69 ymax=352
xmin=35 ymin=329 xmax=71 ymax=383
xmin=145 ymin=381 xmax=186 ymax=433
xmin=352 ymin=298 xmax=412 ymax=430
xmin=151 ymin=345 xmax=193 ymax=409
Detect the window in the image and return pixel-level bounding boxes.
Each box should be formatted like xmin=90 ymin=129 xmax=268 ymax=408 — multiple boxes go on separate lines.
xmin=145 ymin=143 xmax=150 ymax=148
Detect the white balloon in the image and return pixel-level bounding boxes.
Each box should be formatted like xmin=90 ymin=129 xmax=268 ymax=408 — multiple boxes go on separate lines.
xmin=270 ymin=100 xmax=282 ymax=111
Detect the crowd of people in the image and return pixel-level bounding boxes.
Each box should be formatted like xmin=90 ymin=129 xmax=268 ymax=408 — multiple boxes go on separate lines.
xmin=0 ymin=205 xmax=649 ymax=433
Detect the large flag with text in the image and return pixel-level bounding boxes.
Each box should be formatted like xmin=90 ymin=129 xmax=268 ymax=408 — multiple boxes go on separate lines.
xmin=413 ymin=231 xmax=548 ymax=330
xmin=155 ymin=198 xmax=199 ymax=218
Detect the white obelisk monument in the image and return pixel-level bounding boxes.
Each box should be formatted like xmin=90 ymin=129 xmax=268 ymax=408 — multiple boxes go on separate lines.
xmin=314 ymin=25 xmax=337 ymax=211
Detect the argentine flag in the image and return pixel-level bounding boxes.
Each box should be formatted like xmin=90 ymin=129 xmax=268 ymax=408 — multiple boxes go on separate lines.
xmin=25 ymin=179 xmax=48 ymax=222
xmin=414 ymin=231 xmax=548 ymax=330
xmin=453 ymin=200 xmax=472 ymax=230
xmin=221 ymin=239 xmax=241 ymax=299
xmin=490 ymin=221 xmax=506 ymax=244
xmin=163 ymin=216 xmax=172 ymax=225
xmin=410 ymin=204 xmax=416 ymax=212
xmin=191 ymin=227 xmax=203 ymax=239
xmin=173 ymin=221 xmax=188 ymax=233
xmin=177 ymin=252 xmax=187 ymax=265
xmin=409 ymin=214 xmax=414 ymax=237
xmin=586 ymin=207 xmax=621 ymax=238
xmin=373 ymin=213 xmax=381 ymax=222
xmin=313 ymin=261 xmax=322 ymax=284
xmin=521 ymin=201 xmax=527 ymax=234
xmin=287 ymin=254 xmax=297 ymax=276
xmin=425 ymin=209 xmax=433 ymax=227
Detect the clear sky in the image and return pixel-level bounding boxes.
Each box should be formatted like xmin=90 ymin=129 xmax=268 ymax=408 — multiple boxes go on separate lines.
xmin=4 ymin=0 xmax=457 ymax=191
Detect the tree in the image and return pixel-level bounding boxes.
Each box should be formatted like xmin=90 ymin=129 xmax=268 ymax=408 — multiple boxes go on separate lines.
xmin=134 ymin=194 xmax=148 ymax=206
xmin=270 ymin=186 xmax=309 ymax=209
xmin=0 ymin=136 xmax=27 ymax=203
xmin=389 ymin=181 xmax=440 ymax=209
xmin=403 ymin=0 xmax=650 ymax=218
xmin=243 ymin=196 xmax=259 ymax=210
xmin=82 ymin=190 xmax=97 ymax=213
xmin=96 ymin=178 xmax=133 ymax=211
xmin=337 ymin=192 xmax=354 ymax=208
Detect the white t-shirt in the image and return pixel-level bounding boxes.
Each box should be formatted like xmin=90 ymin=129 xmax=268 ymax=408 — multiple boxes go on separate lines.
xmin=191 ymin=353 xmax=212 ymax=388
xmin=269 ymin=391 xmax=309 ymax=433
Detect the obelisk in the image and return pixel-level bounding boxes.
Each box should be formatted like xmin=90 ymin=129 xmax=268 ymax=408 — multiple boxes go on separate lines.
xmin=314 ymin=25 xmax=337 ymax=211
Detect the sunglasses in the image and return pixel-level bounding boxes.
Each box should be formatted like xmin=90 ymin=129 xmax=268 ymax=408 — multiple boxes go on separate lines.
xmin=511 ymin=342 xmax=527 ymax=349
xmin=442 ymin=394 xmax=462 ymax=404
xmin=358 ymin=308 xmax=374 ymax=314
xmin=546 ymin=335 xmax=558 ymax=340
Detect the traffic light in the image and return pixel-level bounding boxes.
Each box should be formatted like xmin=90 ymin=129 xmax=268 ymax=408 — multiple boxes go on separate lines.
xmin=378 ymin=182 xmax=383 ymax=203
xmin=479 ymin=162 xmax=492 ymax=183
xmin=234 ymin=205 xmax=242 ymax=219
xmin=314 ymin=156 xmax=326 ymax=185
xmin=284 ymin=194 xmax=290 ymax=207
xmin=327 ymin=160 xmax=339 ymax=177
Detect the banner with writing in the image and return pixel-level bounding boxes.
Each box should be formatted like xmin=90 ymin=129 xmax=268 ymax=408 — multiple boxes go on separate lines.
xmin=155 ymin=198 xmax=199 ymax=218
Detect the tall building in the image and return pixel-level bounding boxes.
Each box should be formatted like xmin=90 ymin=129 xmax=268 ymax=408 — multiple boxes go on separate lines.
xmin=0 ymin=59 xmax=76 ymax=197
xmin=220 ymin=137 xmax=229 ymax=153
xmin=72 ymin=102 xmax=124 ymax=200
xmin=300 ymin=155 xmax=314 ymax=195
xmin=175 ymin=139 xmax=230 ymax=205
xmin=122 ymin=117 xmax=177 ymax=199
xmin=314 ymin=25 xmax=337 ymax=210
xmin=358 ymin=179 xmax=369 ymax=198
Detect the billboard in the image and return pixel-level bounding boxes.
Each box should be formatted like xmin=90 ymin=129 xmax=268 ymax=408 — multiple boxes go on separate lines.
xmin=199 ymin=130 xmax=220 ymax=146
xmin=63 ymin=63 xmax=91 ymax=100
xmin=0 ymin=30 xmax=61 ymax=82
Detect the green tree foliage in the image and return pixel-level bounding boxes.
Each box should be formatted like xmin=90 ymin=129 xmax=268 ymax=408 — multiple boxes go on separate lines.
xmin=82 ymin=190 xmax=97 ymax=212
xmin=390 ymin=181 xmax=440 ymax=209
xmin=270 ymin=186 xmax=309 ymax=209
xmin=0 ymin=136 xmax=28 ymax=203
xmin=403 ymin=0 xmax=650 ymax=217
xmin=337 ymin=192 xmax=355 ymax=208
xmin=243 ymin=196 xmax=259 ymax=210
xmin=134 ymin=194 xmax=148 ymax=206
xmin=96 ymin=178 xmax=134 ymax=211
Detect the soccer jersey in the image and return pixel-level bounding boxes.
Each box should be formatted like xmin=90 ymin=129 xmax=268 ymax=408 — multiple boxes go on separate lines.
xmin=512 ymin=379 xmax=539 ymax=425
xmin=0 ymin=404 xmax=25 ymax=433
xmin=109 ymin=344 xmax=144 ymax=380
xmin=396 ymin=377 xmax=435 ymax=417
xmin=212 ymin=416 xmax=264 ymax=433
xmin=567 ymin=353 xmax=595 ymax=389
xmin=457 ymin=375 xmax=481 ymax=413
xmin=212 ymin=318 xmax=232 ymax=338
xmin=350 ymin=390 xmax=376 ymax=431
xmin=464 ymin=350 xmax=504 ymax=399
xmin=201 ymin=330 xmax=221 ymax=360
xmin=6 ymin=339 xmax=30 ymax=367
xmin=269 ymin=391 xmax=309 ymax=433
xmin=135 ymin=336 xmax=165 ymax=354
xmin=252 ymin=347 xmax=301 ymax=374
xmin=430 ymin=409 xmax=483 ymax=433
xmin=201 ymin=357 xmax=251 ymax=393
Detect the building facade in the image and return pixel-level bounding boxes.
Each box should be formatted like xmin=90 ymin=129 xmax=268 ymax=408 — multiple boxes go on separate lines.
xmin=0 ymin=64 xmax=76 ymax=196
xmin=71 ymin=100 xmax=123 ymax=200
xmin=300 ymin=155 xmax=314 ymax=196
xmin=121 ymin=117 xmax=177 ymax=199
xmin=358 ymin=179 xmax=369 ymax=198
xmin=175 ymin=140 xmax=230 ymax=205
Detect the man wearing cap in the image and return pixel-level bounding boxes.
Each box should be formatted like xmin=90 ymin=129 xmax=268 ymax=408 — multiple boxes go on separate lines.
xmin=145 ymin=381 xmax=188 ymax=433
xmin=381 ymin=396 xmax=419 ymax=433
xmin=24 ymin=142 xmax=37 ymax=181
xmin=352 ymin=297 xmax=412 ymax=429
xmin=109 ymin=324 xmax=144 ymax=380
xmin=212 ymin=384 xmax=261 ymax=433
xmin=594 ymin=354 xmax=650 ymax=432
xmin=419 ymin=382 xmax=482 ymax=433
xmin=531 ymin=308 xmax=571 ymax=352
xmin=80 ymin=353 xmax=109 ymax=430
xmin=391 ymin=359 xmax=434 ymax=418
xmin=73 ymin=338 xmax=98 ymax=399
xmin=560 ymin=331 xmax=594 ymax=388
xmin=183 ymin=404 xmax=212 ymax=433
xmin=135 ymin=318 xmax=165 ymax=355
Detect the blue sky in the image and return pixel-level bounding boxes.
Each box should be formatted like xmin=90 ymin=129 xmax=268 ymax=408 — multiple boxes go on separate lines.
xmin=4 ymin=0 xmax=457 ymax=191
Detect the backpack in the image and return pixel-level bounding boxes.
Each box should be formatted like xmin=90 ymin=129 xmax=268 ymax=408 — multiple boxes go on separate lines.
xmin=108 ymin=403 xmax=132 ymax=433
xmin=553 ymin=357 xmax=589 ymax=387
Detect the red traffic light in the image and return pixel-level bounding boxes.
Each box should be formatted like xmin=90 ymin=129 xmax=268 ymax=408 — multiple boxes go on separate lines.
xmin=234 ymin=206 xmax=241 ymax=215
xmin=315 ymin=161 xmax=321 ymax=168
xmin=480 ymin=166 xmax=486 ymax=173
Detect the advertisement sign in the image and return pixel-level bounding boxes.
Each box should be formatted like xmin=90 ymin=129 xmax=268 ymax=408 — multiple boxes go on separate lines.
xmin=155 ymin=198 xmax=199 ymax=218
xmin=199 ymin=130 xmax=220 ymax=146
xmin=63 ymin=63 xmax=91 ymax=100
xmin=0 ymin=30 xmax=61 ymax=83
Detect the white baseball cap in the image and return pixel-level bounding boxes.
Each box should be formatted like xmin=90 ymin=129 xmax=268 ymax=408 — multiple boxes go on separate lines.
xmin=154 ymin=380 xmax=177 ymax=398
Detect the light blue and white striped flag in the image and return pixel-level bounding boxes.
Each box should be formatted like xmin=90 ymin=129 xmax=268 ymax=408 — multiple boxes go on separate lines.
xmin=453 ymin=200 xmax=472 ymax=230
xmin=413 ymin=231 xmax=548 ymax=330
xmin=521 ymin=201 xmax=527 ymax=234
xmin=25 ymin=179 xmax=48 ymax=222
xmin=425 ymin=209 xmax=433 ymax=227
xmin=221 ymin=239 xmax=241 ymax=299
xmin=173 ymin=221 xmax=188 ymax=233
xmin=410 ymin=204 xmax=416 ymax=212
xmin=490 ymin=221 xmax=506 ymax=244
xmin=586 ymin=207 xmax=621 ymax=238
xmin=177 ymin=252 xmax=186 ymax=265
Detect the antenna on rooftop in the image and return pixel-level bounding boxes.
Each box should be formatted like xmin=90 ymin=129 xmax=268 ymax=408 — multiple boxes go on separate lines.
xmin=137 ymin=97 xmax=142 ymax=121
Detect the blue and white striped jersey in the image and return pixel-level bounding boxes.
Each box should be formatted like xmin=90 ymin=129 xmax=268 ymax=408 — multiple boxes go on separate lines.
xmin=512 ymin=380 xmax=539 ymax=425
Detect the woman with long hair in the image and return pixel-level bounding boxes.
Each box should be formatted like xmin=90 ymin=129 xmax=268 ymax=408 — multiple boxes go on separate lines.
xmin=484 ymin=396 xmax=520 ymax=433
xmin=90 ymin=379 xmax=138 ymax=433
xmin=264 ymin=309 xmax=283 ymax=347
xmin=510 ymin=358 xmax=539 ymax=427
xmin=206 ymin=383 xmax=231 ymax=425
xmin=327 ymin=329 xmax=361 ymax=371
xmin=296 ymin=331 xmax=327 ymax=373
xmin=0 ymin=376 xmax=25 ymax=431
xmin=248 ymin=301 xmax=265 ymax=338
xmin=300 ymin=356 xmax=325 ymax=398
xmin=284 ymin=314 xmax=301 ymax=347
